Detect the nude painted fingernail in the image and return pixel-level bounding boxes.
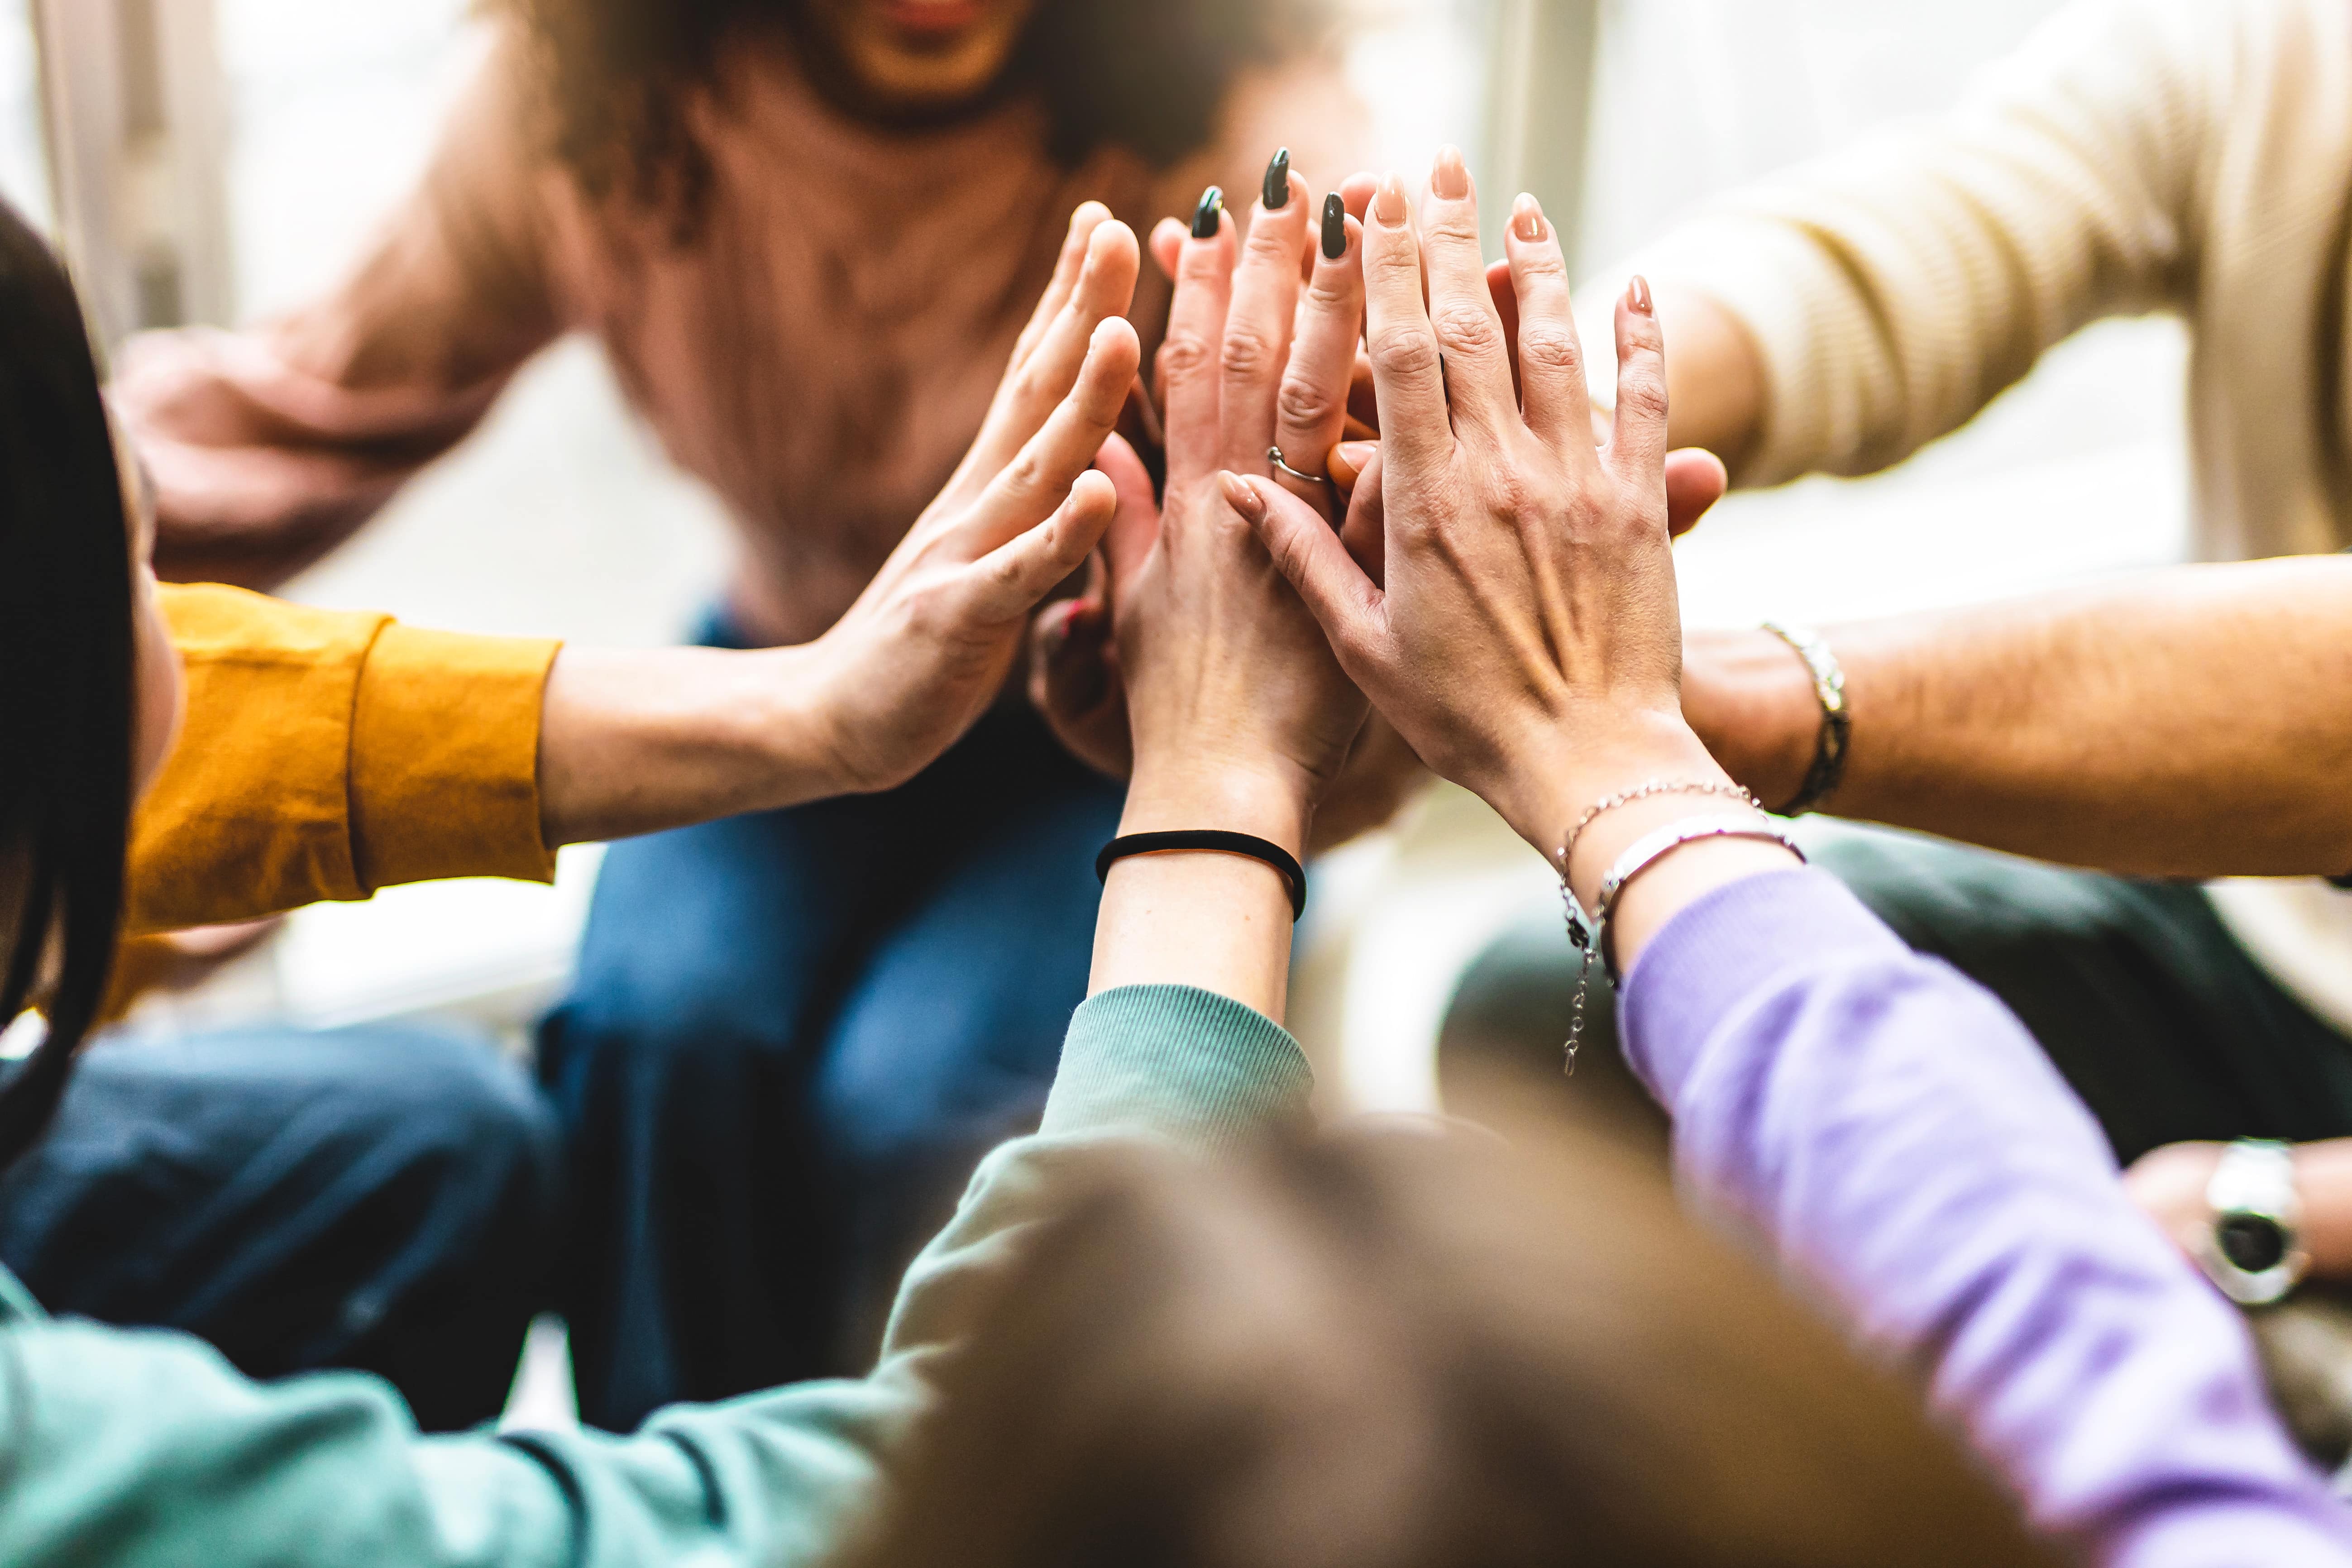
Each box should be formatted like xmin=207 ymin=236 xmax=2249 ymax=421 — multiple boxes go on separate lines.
xmin=1512 ymin=193 xmax=1545 ymax=244
xmin=1372 ymin=173 xmax=1409 ymax=228
xmin=1627 ymin=274 xmax=1654 ymax=315
xmin=1217 ymin=469 xmax=1266 ymax=519
xmin=1432 ymin=145 xmax=1470 ymax=201
xmin=1336 ymin=440 xmax=1377 ymax=471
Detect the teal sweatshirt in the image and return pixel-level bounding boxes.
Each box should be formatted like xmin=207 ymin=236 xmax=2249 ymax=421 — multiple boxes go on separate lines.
xmin=0 ymin=985 xmax=1311 ymax=1567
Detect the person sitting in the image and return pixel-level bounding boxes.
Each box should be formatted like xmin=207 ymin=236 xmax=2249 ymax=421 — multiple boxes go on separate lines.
xmin=3 ymin=189 xmax=1145 ymax=1430
xmin=1433 ymin=0 xmax=2352 ymax=1194
xmin=109 ymin=0 xmax=1372 ymax=1425
xmin=1230 ymin=150 xmax=2352 ymax=1562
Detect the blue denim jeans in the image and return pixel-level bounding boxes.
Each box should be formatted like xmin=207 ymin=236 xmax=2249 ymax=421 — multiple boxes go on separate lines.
xmin=0 ymin=1022 xmax=561 ymax=1432
xmin=538 ymin=660 xmax=1125 ymax=1430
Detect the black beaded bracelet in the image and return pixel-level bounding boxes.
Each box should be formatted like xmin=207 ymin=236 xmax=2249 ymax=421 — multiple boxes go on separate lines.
xmin=1095 ymin=831 xmax=1307 ymax=921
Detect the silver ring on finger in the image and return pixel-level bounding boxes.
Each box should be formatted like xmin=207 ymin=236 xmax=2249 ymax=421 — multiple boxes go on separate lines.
xmin=1267 ymin=445 xmax=1330 ymax=487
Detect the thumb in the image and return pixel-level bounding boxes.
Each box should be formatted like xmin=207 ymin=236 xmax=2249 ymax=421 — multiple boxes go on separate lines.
xmin=1664 ymin=447 xmax=1728 ymax=539
xmin=1219 ymin=471 xmax=1383 ymax=658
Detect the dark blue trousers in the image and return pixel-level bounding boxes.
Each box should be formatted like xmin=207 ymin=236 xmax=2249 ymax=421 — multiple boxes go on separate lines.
xmin=0 ymin=1023 xmax=562 ymax=1432
xmin=539 ymin=696 xmax=1125 ymax=1430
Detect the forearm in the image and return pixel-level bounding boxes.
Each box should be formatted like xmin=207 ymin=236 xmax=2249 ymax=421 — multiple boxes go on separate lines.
xmin=1652 ymin=284 xmax=1766 ymax=473
xmin=1089 ymin=762 xmax=1308 ymax=1022
xmin=536 ymin=644 xmax=845 ymax=846
xmin=1687 ymin=559 xmax=2352 ymax=877
xmin=1622 ymin=871 xmax=2351 ymax=1560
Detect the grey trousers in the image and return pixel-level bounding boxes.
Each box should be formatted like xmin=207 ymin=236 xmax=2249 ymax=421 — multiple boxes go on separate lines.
xmin=1439 ymin=827 xmax=2352 ymax=1166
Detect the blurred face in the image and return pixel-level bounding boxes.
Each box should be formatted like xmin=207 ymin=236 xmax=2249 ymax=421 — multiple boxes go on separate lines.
xmin=806 ymin=0 xmax=1041 ymax=111
xmin=111 ymin=416 xmax=183 ymax=800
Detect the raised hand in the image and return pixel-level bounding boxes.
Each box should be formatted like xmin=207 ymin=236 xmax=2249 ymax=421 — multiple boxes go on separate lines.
xmin=1034 ymin=166 xmax=1376 ymax=804
xmin=798 ymin=205 xmax=1143 ymax=793
xmin=1112 ymin=169 xmax=1370 ymax=856
xmin=1235 ymin=153 xmax=1740 ymax=879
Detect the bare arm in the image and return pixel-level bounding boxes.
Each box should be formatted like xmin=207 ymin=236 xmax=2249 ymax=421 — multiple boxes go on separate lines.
xmin=1684 ymin=556 xmax=2352 ymax=878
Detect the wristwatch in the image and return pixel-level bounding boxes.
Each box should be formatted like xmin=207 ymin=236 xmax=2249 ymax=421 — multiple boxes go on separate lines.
xmin=2199 ymin=1138 xmax=2309 ymax=1306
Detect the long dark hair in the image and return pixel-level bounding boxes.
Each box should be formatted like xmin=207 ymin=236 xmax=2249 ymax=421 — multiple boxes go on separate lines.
xmin=0 ymin=199 xmax=134 ymax=1166
xmin=848 ymin=1095 xmax=2058 ymax=1568
xmin=495 ymin=0 xmax=1334 ymax=219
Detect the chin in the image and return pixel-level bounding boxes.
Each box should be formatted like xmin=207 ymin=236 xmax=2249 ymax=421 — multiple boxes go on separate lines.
xmin=830 ymin=0 xmax=1034 ymax=113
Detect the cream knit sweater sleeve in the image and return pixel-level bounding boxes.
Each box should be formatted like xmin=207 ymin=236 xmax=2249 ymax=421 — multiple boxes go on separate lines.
xmin=1578 ymin=0 xmax=2235 ymax=488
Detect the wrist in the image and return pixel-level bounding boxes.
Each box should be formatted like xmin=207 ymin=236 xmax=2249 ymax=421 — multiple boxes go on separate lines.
xmin=734 ymin=644 xmax=852 ymax=804
xmin=1123 ymin=752 xmax=1315 ymax=858
xmin=1484 ymin=709 xmax=1727 ymax=866
xmin=1680 ymin=627 xmax=1819 ymax=809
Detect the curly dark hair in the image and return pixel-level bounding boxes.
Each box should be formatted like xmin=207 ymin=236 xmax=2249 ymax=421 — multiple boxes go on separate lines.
xmin=495 ymin=0 xmax=1337 ymax=219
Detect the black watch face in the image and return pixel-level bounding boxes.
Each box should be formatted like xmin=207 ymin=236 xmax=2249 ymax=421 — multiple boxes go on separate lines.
xmin=2217 ymin=1212 xmax=2290 ymax=1273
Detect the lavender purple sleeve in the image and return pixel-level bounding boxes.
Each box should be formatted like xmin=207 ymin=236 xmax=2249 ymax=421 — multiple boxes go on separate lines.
xmin=1618 ymin=868 xmax=2352 ymax=1566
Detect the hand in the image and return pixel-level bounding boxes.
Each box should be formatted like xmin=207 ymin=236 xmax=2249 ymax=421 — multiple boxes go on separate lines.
xmin=1115 ymin=169 xmax=1371 ymax=857
xmin=1326 ymin=258 xmax=1735 ymax=540
xmin=1239 ymin=153 xmax=1798 ymax=954
xmin=1035 ymin=172 xmax=1383 ymax=825
xmin=1086 ymin=164 xmax=1373 ymax=1013
xmin=798 ymin=205 xmax=1144 ymax=794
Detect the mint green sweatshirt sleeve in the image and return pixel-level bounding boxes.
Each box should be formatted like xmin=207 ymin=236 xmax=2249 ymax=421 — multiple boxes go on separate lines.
xmin=0 ymin=985 xmax=1310 ymax=1568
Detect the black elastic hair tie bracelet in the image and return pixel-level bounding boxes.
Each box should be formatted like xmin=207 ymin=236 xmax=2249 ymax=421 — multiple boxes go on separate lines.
xmin=1096 ymin=831 xmax=1307 ymax=921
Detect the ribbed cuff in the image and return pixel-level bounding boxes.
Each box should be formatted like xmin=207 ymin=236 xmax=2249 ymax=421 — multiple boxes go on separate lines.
xmin=349 ymin=623 xmax=561 ymax=891
xmin=1618 ymin=867 xmax=1907 ymax=1105
xmin=1042 ymin=984 xmax=1313 ymax=1157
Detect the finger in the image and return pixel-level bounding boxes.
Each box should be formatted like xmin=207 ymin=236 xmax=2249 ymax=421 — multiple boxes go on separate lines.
xmin=1501 ymin=192 xmax=1589 ymax=449
xmin=1487 ymin=257 xmax=1520 ymax=402
xmin=1339 ymin=171 xmax=1377 ymax=223
xmin=1221 ymin=160 xmax=1313 ymax=469
xmin=1148 ymin=216 xmax=1187 ymax=286
xmin=1157 ymin=186 xmax=1237 ymax=490
xmin=1221 ymin=471 xmax=1386 ymax=664
xmin=965 ymin=469 xmax=1121 ymax=623
xmin=1416 ymin=146 xmax=1516 ymax=434
xmin=968 ymin=316 xmax=1142 ymax=547
xmin=1273 ymin=200 xmax=1365 ymax=516
xmin=1009 ymin=201 xmax=1112 ymax=372
xmin=1327 ymin=438 xmax=1377 ymax=494
xmin=969 ymin=219 xmax=1140 ymax=481
xmin=1360 ymin=171 xmax=1451 ymax=474
xmin=1664 ymin=447 xmax=1729 ymax=538
xmin=1601 ymin=277 xmax=1669 ymax=494
xmin=1337 ymin=446 xmax=1386 ymax=585
xmin=1093 ymin=432 xmax=1160 ymax=598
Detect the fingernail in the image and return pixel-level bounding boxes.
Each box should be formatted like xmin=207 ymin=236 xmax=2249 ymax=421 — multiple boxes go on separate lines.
xmin=1627 ymin=274 xmax=1654 ymax=315
xmin=1372 ymin=173 xmax=1409 ymax=228
xmin=1191 ymin=186 xmax=1224 ymax=239
xmin=1432 ymin=145 xmax=1469 ymax=201
xmin=1336 ymin=440 xmax=1377 ymax=471
xmin=1512 ymin=193 xmax=1544 ymax=244
xmin=1320 ymin=191 xmax=1346 ymax=259
xmin=1262 ymin=148 xmax=1291 ymax=211
xmin=1217 ymin=469 xmax=1265 ymax=520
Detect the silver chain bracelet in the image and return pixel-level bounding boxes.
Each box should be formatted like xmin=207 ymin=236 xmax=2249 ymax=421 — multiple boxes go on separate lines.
xmin=1552 ymin=778 xmax=1765 ymax=1076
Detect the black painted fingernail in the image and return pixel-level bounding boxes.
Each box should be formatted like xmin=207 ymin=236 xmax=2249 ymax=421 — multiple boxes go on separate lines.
xmin=1191 ymin=185 xmax=1224 ymax=238
xmin=1320 ymin=192 xmax=1345 ymax=259
xmin=1262 ymin=148 xmax=1291 ymax=210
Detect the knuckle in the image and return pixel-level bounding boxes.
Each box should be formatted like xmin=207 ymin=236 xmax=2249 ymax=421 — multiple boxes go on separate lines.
xmin=1616 ymin=372 xmax=1670 ymax=428
xmin=1276 ymin=374 xmax=1339 ymax=433
xmin=1368 ymin=325 xmax=1440 ymax=384
xmin=1219 ymin=324 xmax=1279 ymax=385
xmin=1301 ymin=276 xmax=1352 ymax=316
xmin=1430 ymin=302 xmax=1503 ymax=359
xmin=1157 ymin=330 xmax=1216 ymax=386
xmin=1515 ymin=322 xmax=1582 ymax=378
xmin=1003 ymin=449 xmax=1048 ymax=496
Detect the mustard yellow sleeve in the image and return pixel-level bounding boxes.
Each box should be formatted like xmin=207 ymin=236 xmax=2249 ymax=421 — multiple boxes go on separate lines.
xmin=125 ymin=585 xmax=560 ymax=937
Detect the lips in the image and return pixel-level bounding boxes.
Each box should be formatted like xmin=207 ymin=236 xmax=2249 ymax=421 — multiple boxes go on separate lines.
xmin=876 ymin=0 xmax=989 ymax=37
